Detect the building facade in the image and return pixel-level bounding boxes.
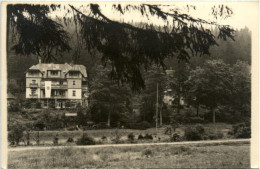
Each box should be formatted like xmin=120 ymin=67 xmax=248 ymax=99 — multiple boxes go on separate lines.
xmin=25 ymin=63 xmax=88 ymax=109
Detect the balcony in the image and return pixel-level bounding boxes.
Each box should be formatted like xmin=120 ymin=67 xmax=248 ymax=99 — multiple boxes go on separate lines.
xmin=29 ymin=94 xmax=38 ymax=98
xmin=42 ymin=95 xmax=67 ymax=99
xmin=40 ymin=84 xmax=68 ymax=89
xmin=51 ymin=85 xmax=68 ymax=89
xmin=29 ymin=83 xmax=38 ymax=88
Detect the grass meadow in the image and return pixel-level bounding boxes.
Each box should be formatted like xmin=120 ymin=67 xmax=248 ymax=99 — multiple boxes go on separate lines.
xmin=8 ymin=141 xmax=249 ymax=168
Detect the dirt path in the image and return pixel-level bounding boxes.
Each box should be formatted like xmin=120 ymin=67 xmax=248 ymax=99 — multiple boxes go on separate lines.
xmin=8 ymin=139 xmax=250 ymax=152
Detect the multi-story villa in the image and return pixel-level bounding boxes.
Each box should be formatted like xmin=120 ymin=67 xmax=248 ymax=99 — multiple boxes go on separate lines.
xmin=25 ymin=62 xmax=88 ymax=109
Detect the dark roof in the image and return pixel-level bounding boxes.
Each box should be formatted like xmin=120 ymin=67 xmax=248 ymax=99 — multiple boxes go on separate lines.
xmin=27 ymin=63 xmax=87 ymax=77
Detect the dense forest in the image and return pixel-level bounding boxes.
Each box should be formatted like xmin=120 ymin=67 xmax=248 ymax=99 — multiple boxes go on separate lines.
xmin=6 ymin=4 xmax=251 ymax=132
xmin=7 ymin=26 xmax=251 ymax=127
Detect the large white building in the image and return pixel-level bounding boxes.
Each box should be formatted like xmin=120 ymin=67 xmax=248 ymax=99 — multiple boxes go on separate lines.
xmin=25 ymin=62 xmax=88 ymax=108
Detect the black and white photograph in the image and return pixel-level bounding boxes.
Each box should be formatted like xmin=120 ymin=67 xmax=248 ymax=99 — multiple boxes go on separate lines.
xmin=1 ymin=1 xmax=259 ymax=168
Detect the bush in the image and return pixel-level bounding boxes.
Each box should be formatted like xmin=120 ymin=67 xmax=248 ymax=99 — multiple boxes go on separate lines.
xmin=33 ymin=121 xmax=45 ymax=131
xmin=184 ymin=125 xmax=205 ymax=141
xmin=94 ymin=122 xmax=110 ymax=129
xmin=112 ymin=130 xmax=122 ymax=144
xmin=142 ymin=149 xmax=153 ymax=157
xmin=8 ymin=101 xmax=20 ymax=112
xmin=8 ymin=122 xmax=26 ymax=145
xmin=101 ymin=136 xmax=107 ymax=140
xmin=230 ymin=123 xmax=251 ymax=138
xmin=67 ymin=137 xmax=74 ymax=143
xmin=206 ymin=132 xmax=224 ymax=140
xmin=195 ymin=124 xmax=205 ymax=134
xmin=34 ymin=110 xmax=65 ymax=130
xmin=128 ymin=133 xmax=135 ymax=143
xmin=76 ymin=133 xmax=96 ymax=145
xmin=35 ymin=101 xmax=42 ymax=109
xmin=144 ymin=134 xmax=153 ymax=140
xmin=128 ymin=121 xmax=151 ymax=130
xmin=128 ymin=133 xmax=135 ymax=141
xmin=49 ymin=101 xmax=55 ymax=109
xmin=65 ymin=101 xmax=71 ymax=108
xmin=171 ymin=133 xmax=181 ymax=142
xmin=138 ymin=134 xmax=144 ymax=140
xmin=53 ymin=135 xmax=59 ymax=145
xmin=189 ymin=117 xmax=204 ymax=123
xmin=24 ymin=100 xmax=32 ymax=109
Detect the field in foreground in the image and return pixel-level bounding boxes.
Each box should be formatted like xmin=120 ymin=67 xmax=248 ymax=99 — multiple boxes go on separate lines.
xmin=8 ymin=141 xmax=249 ymax=168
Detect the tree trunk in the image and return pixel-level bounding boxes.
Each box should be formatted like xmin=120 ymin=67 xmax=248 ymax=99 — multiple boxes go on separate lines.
xmin=196 ymin=104 xmax=200 ymax=117
xmin=36 ymin=131 xmax=40 ymax=146
xmin=212 ymin=107 xmax=215 ymax=126
xmin=159 ymin=110 xmax=162 ymax=126
xmin=107 ymin=111 xmax=111 ymax=127
xmin=177 ymin=92 xmax=181 ymax=114
xmin=26 ymin=131 xmax=30 ymax=146
xmin=156 ymin=83 xmax=159 ymax=129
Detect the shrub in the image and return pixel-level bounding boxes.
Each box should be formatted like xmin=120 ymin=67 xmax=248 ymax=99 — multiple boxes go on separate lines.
xmin=35 ymin=101 xmax=42 ymax=109
xmin=171 ymin=133 xmax=181 ymax=142
xmin=112 ymin=130 xmax=122 ymax=144
xmin=94 ymin=122 xmax=110 ymax=129
xmin=205 ymin=131 xmax=223 ymax=140
xmin=76 ymin=133 xmax=96 ymax=145
xmin=23 ymin=100 xmax=32 ymax=109
xmin=144 ymin=134 xmax=153 ymax=140
xmin=142 ymin=149 xmax=153 ymax=157
xmin=128 ymin=133 xmax=135 ymax=141
xmin=189 ymin=117 xmax=204 ymax=123
xmin=35 ymin=110 xmax=64 ymax=130
xmin=195 ymin=124 xmax=205 ymax=134
xmin=138 ymin=134 xmax=144 ymax=140
xmin=67 ymin=137 xmax=74 ymax=143
xmin=217 ymin=132 xmax=224 ymax=139
xmin=33 ymin=121 xmax=45 ymax=131
xmin=184 ymin=125 xmax=205 ymax=141
xmin=53 ymin=135 xmax=59 ymax=145
xmin=230 ymin=123 xmax=251 ymax=138
xmin=8 ymin=122 xmax=26 ymax=145
xmin=49 ymin=101 xmax=55 ymax=109
xmin=8 ymin=101 xmax=20 ymax=112
xmin=101 ymin=136 xmax=107 ymax=140
xmin=207 ymin=133 xmax=220 ymax=140
xmin=128 ymin=121 xmax=151 ymax=130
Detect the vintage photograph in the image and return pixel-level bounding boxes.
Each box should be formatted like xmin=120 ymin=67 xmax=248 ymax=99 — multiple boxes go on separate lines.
xmin=1 ymin=1 xmax=258 ymax=168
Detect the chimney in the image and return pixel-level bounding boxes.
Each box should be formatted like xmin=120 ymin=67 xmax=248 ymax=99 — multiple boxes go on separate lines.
xmin=39 ymin=58 xmax=42 ymax=64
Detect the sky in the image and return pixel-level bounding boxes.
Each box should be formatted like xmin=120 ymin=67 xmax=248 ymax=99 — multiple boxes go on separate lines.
xmin=52 ymin=2 xmax=259 ymax=31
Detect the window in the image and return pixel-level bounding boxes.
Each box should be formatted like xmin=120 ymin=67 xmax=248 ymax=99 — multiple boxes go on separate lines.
xmin=82 ymin=81 xmax=87 ymax=85
xmin=50 ymin=71 xmax=58 ymax=76
xmin=73 ymin=90 xmax=76 ymax=96
xmin=69 ymin=72 xmax=79 ymax=77
xmin=59 ymin=81 xmax=63 ymax=85
xmin=73 ymin=81 xmax=76 ymax=85
xmin=31 ymin=89 xmax=36 ymax=95
xmin=32 ymin=80 xmax=36 ymax=84
xmin=59 ymin=91 xmax=65 ymax=96
xmin=29 ymin=71 xmax=38 ymax=76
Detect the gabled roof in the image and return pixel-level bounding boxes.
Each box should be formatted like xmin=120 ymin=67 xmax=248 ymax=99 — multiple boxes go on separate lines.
xmin=27 ymin=63 xmax=87 ymax=77
xmin=69 ymin=65 xmax=87 ymax=77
